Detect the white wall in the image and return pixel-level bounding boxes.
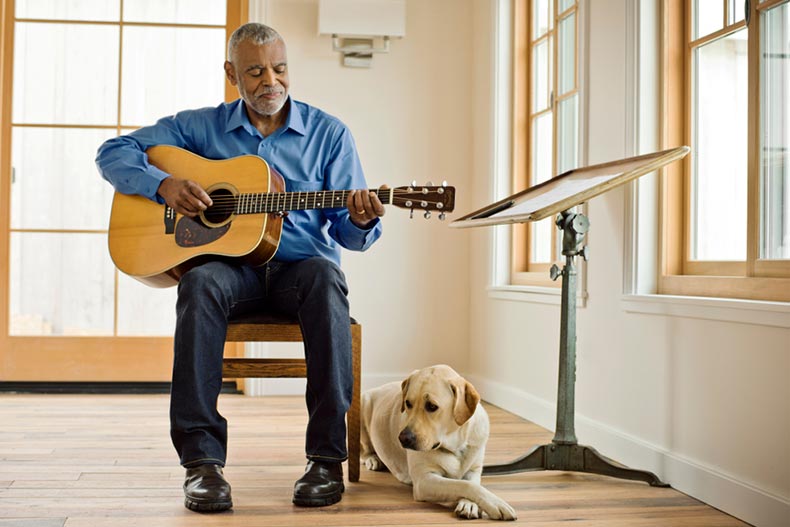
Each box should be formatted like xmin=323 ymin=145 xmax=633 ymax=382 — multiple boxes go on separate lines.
xmin=250 ymin=0 xmax=474 ymax=386
xmin=249 ymin=1 xmax=790 ymax=525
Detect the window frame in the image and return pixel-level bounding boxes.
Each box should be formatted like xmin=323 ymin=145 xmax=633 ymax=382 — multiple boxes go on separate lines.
xmin=660 ymin=0 xmax=790 ymax=302
xmin=511 ymin=0 xmax=583 ymax=288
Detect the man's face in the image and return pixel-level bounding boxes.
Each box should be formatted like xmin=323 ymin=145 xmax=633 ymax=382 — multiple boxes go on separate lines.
xmin=225 ymin=38 xmax=289 ymax=118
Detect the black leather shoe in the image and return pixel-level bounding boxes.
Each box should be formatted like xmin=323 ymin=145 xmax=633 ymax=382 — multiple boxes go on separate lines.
xmin=292 ymin=460 xmax=344 ymax=507
xmin=183 ymin=463 xmax=233 ymax=512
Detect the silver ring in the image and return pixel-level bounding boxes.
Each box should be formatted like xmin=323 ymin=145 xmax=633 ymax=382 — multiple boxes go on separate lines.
xmin=356 ymin=209 xmax=365 ymax=214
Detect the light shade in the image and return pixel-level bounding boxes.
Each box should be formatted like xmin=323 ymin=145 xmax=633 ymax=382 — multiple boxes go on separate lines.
xmin=318 ymin=0 xmax=406 ymax=38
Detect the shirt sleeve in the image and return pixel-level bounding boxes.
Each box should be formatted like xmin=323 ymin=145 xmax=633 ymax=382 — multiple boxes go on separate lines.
xmin=322 ymin=127 xmax=383 ymax=252
xmin=95 ymin=114 xmax=191 ymax=204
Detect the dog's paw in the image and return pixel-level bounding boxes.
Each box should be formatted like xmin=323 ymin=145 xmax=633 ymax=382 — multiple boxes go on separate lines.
xmin=455 ymin=499 xmax=482 ymax=519
xmin=363 ymin=455 xmax=385 ymax=471
xmin=481 ymin=496 xmax=517 ymax=521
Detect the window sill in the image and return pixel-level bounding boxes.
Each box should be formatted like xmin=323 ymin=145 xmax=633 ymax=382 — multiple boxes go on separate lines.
xmin=488 ymin=285 xmax=587 ymax=307
xmin=621 ymin=294 xmax=790 ymax=328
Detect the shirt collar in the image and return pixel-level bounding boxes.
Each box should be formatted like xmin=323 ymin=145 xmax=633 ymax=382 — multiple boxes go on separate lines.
xmin=225 ymin=97 xmax=305 ymax=137
xmin=285 ymin=98 xmax=306 ymax=136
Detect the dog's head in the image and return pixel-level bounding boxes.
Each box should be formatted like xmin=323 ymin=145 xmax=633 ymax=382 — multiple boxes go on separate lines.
xmin=397 ymin=364 xmax=481 ymax=451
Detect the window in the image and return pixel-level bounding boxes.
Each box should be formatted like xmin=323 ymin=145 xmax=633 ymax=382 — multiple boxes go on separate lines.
xmin=661 ymin=0 xmax=790 ymax=301
xmin=0 ymin=0 xmax=246 ymax=380
xmin=511 ymin=0 xmax=581 ymax=287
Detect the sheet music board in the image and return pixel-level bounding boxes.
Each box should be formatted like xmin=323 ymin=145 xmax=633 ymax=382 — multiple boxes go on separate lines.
xmin=451 ymin=146 xmax=689 ymax=228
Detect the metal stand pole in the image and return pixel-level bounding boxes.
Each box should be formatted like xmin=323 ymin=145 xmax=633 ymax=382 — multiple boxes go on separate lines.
xmin=483 ymin=210 xmax=668 ymax=487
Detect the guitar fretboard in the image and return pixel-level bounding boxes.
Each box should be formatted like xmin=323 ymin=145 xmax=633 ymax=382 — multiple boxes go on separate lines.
xmin=232 ymin=188 xmax=392 ymax=214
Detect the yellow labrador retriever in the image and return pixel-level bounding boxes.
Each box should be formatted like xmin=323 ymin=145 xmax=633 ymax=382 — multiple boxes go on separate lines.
xmin=361 ymin=364 xmax=516 ymax=520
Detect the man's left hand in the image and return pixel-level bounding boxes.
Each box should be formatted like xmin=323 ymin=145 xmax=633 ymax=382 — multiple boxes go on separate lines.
xmin=348 ymin=186 xmax=387 ymax=228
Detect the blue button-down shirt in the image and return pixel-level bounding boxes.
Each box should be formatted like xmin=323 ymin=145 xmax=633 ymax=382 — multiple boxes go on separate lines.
xmin=96 ymin=97 xmax=382 ymax=264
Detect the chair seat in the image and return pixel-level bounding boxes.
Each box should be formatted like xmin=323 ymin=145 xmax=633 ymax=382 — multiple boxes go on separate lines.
xmin=222 ymin=311 xmax=361 ymax=482
xmin=225 ymin=312 xmax=358 ymax=342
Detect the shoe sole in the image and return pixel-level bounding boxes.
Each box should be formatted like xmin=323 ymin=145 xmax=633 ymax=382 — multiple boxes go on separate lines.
xmin=184 ymin=497 xmax=233 ymax=513
xmin=292 ymin=484 xmax=344 ymax=507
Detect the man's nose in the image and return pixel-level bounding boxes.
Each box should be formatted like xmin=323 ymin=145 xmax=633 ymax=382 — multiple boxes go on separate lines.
xmin=261 ymin=68 xmax=276 ymax=85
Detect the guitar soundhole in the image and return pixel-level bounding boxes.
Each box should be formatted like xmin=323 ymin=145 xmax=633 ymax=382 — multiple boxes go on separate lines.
xmin=204 ymin=188 xmax=235 ymax=225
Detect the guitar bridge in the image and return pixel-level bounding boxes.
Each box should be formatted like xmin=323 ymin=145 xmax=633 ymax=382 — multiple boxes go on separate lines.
xmin=164 ymin=206 xmax=176 ymax=234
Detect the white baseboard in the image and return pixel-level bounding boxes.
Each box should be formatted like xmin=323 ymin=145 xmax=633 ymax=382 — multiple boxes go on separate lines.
xmin=242 ymin=374 xmax=403 ymax=397
xmin=465 ymin=373 xmax=790 ymax=527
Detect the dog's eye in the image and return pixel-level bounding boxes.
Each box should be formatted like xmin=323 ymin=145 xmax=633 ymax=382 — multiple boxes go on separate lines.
xmin=425 ymin=401 xmax=438 ymax=413
xmin=405 ymin=400 xmax=413 ymax=409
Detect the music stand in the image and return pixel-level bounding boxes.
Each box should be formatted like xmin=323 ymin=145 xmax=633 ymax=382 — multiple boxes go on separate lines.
xmin=451 ymin=146 xmax=689 ymax=486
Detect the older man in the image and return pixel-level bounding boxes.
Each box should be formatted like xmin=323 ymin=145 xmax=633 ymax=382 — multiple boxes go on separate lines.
xmin=96 ymin=22 xmax=384 ymax=512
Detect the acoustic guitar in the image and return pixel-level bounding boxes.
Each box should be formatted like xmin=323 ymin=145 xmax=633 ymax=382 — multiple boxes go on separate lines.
xmin=108 ymin=145 xmax=456 ymax=287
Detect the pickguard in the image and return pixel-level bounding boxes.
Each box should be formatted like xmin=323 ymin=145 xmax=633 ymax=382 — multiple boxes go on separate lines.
xmin=175 ymin=216 xmax=230 ymax=247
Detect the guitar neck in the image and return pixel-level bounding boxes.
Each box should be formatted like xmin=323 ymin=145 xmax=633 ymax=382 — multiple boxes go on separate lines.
xmin=233 ymin=188 xmax=393 ymax=214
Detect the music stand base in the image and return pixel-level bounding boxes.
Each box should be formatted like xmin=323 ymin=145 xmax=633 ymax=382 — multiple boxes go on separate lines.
xmin=483 ymin=443 xmax=669 ymax=487
xmin=482 ymin=211 xmax=668 ymax=489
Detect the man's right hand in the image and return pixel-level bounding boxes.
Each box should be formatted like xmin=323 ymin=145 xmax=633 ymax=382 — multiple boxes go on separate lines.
xmin=157 ymin=176 xmax=213 ymax=217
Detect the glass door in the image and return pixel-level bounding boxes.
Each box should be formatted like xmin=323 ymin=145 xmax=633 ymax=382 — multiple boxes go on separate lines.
xmin=1 ymin=0 xmax=245 ymax=381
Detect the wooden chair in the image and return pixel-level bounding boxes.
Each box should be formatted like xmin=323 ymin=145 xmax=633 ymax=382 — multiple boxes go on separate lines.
xmin=222 ymin=312 xmax=362 ymax=482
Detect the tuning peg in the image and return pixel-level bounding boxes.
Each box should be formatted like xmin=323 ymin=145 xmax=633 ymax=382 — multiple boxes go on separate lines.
xmin=411 ymin=180 xmax=417 ymax=187
xmin=438 ymin=212 xmax=446 ymax=221
xmin=442 ymin=180 xmax=447 ymax=187
xmin=426 ymin=181 xmax=433 ymax=186
xmin=424 ymin=211 xmax=431 ymax=219
xmin=409 ymin=209 xmax=414 ymax=219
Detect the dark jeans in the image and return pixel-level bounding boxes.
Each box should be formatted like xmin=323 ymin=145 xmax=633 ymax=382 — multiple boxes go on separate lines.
xmin=169 ymin=257 xmax=353 ymax=468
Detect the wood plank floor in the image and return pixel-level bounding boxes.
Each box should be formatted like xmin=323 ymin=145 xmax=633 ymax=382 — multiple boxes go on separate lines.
xmin=0 ymin=394 xmax=750 ymax=527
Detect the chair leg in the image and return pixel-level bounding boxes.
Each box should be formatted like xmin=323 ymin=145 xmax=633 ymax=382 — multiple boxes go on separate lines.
xmin=347 ymin=325 xmax=362 ymax=482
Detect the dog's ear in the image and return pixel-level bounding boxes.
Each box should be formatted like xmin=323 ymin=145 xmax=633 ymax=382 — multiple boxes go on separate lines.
xmin=401 ymin=369 xmax=420 ymax=412
xmin=400 ymin=377 xmax=410 ymax=413
xmin=450 ymin=378 xmax=481 ymax=425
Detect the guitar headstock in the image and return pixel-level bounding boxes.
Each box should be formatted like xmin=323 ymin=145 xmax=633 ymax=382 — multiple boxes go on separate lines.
xmin=391 ymin=182 xmax=456 ymax=220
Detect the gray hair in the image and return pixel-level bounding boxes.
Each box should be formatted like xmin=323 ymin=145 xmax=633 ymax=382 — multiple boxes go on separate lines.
xmin=227 ymin=23 xmax=283 ymax=61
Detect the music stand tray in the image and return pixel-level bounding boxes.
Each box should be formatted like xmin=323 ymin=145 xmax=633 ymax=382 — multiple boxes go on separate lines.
xmin=451 ymin=146 xmax=689 ymax=486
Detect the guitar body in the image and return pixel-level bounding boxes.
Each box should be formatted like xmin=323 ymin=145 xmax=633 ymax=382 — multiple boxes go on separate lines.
xmin=108 ymin=145 xmax=284 ymax=288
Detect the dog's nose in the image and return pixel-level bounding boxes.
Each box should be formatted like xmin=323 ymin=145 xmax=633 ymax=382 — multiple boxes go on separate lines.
xmin=398 ymin=428 xmax=417 ymax=450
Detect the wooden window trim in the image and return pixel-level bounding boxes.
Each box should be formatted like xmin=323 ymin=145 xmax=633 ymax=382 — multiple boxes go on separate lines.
xmin=1 ymin=0 xmax=15 ymax=354
xmin=511 ymin=0 xmax=580 ymax=287
xmin=659 ymin=0 xmax=790 ymax=302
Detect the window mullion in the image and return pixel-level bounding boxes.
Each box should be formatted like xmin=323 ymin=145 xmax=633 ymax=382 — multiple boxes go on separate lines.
xmin=746 ymin=0 xmax=760 ymax=276
xmin=551 ymin=0 xmax=559 ymax=262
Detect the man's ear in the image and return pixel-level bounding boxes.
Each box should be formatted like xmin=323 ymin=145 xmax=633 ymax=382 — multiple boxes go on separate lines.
xmin=451 ymin=379 xmax=480 ymax=426
xmin=400 ymin=377 xmax=410 ymax=413
xmin=224 ymin=61 xmax=237 ymax=86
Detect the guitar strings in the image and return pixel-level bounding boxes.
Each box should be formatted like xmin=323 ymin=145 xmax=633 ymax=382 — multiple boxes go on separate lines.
xmin=198 ymin=199 xmax=450 ymax=214
xmin=204 ymin=189 xmax=436 ymax=202
xmin=202 ymin=192 xmax=446 ymax=202
xmin=198 ymin=189 xmax=451 ymax=213
xmin=206 ymin=191 xmax=444 ymax=200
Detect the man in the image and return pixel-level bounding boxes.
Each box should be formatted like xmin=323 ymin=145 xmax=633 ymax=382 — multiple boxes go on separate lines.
xmin=96 ymin=23 xmax=384 ymax=512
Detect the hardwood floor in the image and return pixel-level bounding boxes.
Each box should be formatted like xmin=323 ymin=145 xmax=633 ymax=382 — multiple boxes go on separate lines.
xmin=0 ymin=394 xmax=750 ymax=527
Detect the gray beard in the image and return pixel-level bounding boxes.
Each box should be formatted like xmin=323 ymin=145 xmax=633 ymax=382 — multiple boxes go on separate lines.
xmin=255 ymin=93 xmax=287 ymax=117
